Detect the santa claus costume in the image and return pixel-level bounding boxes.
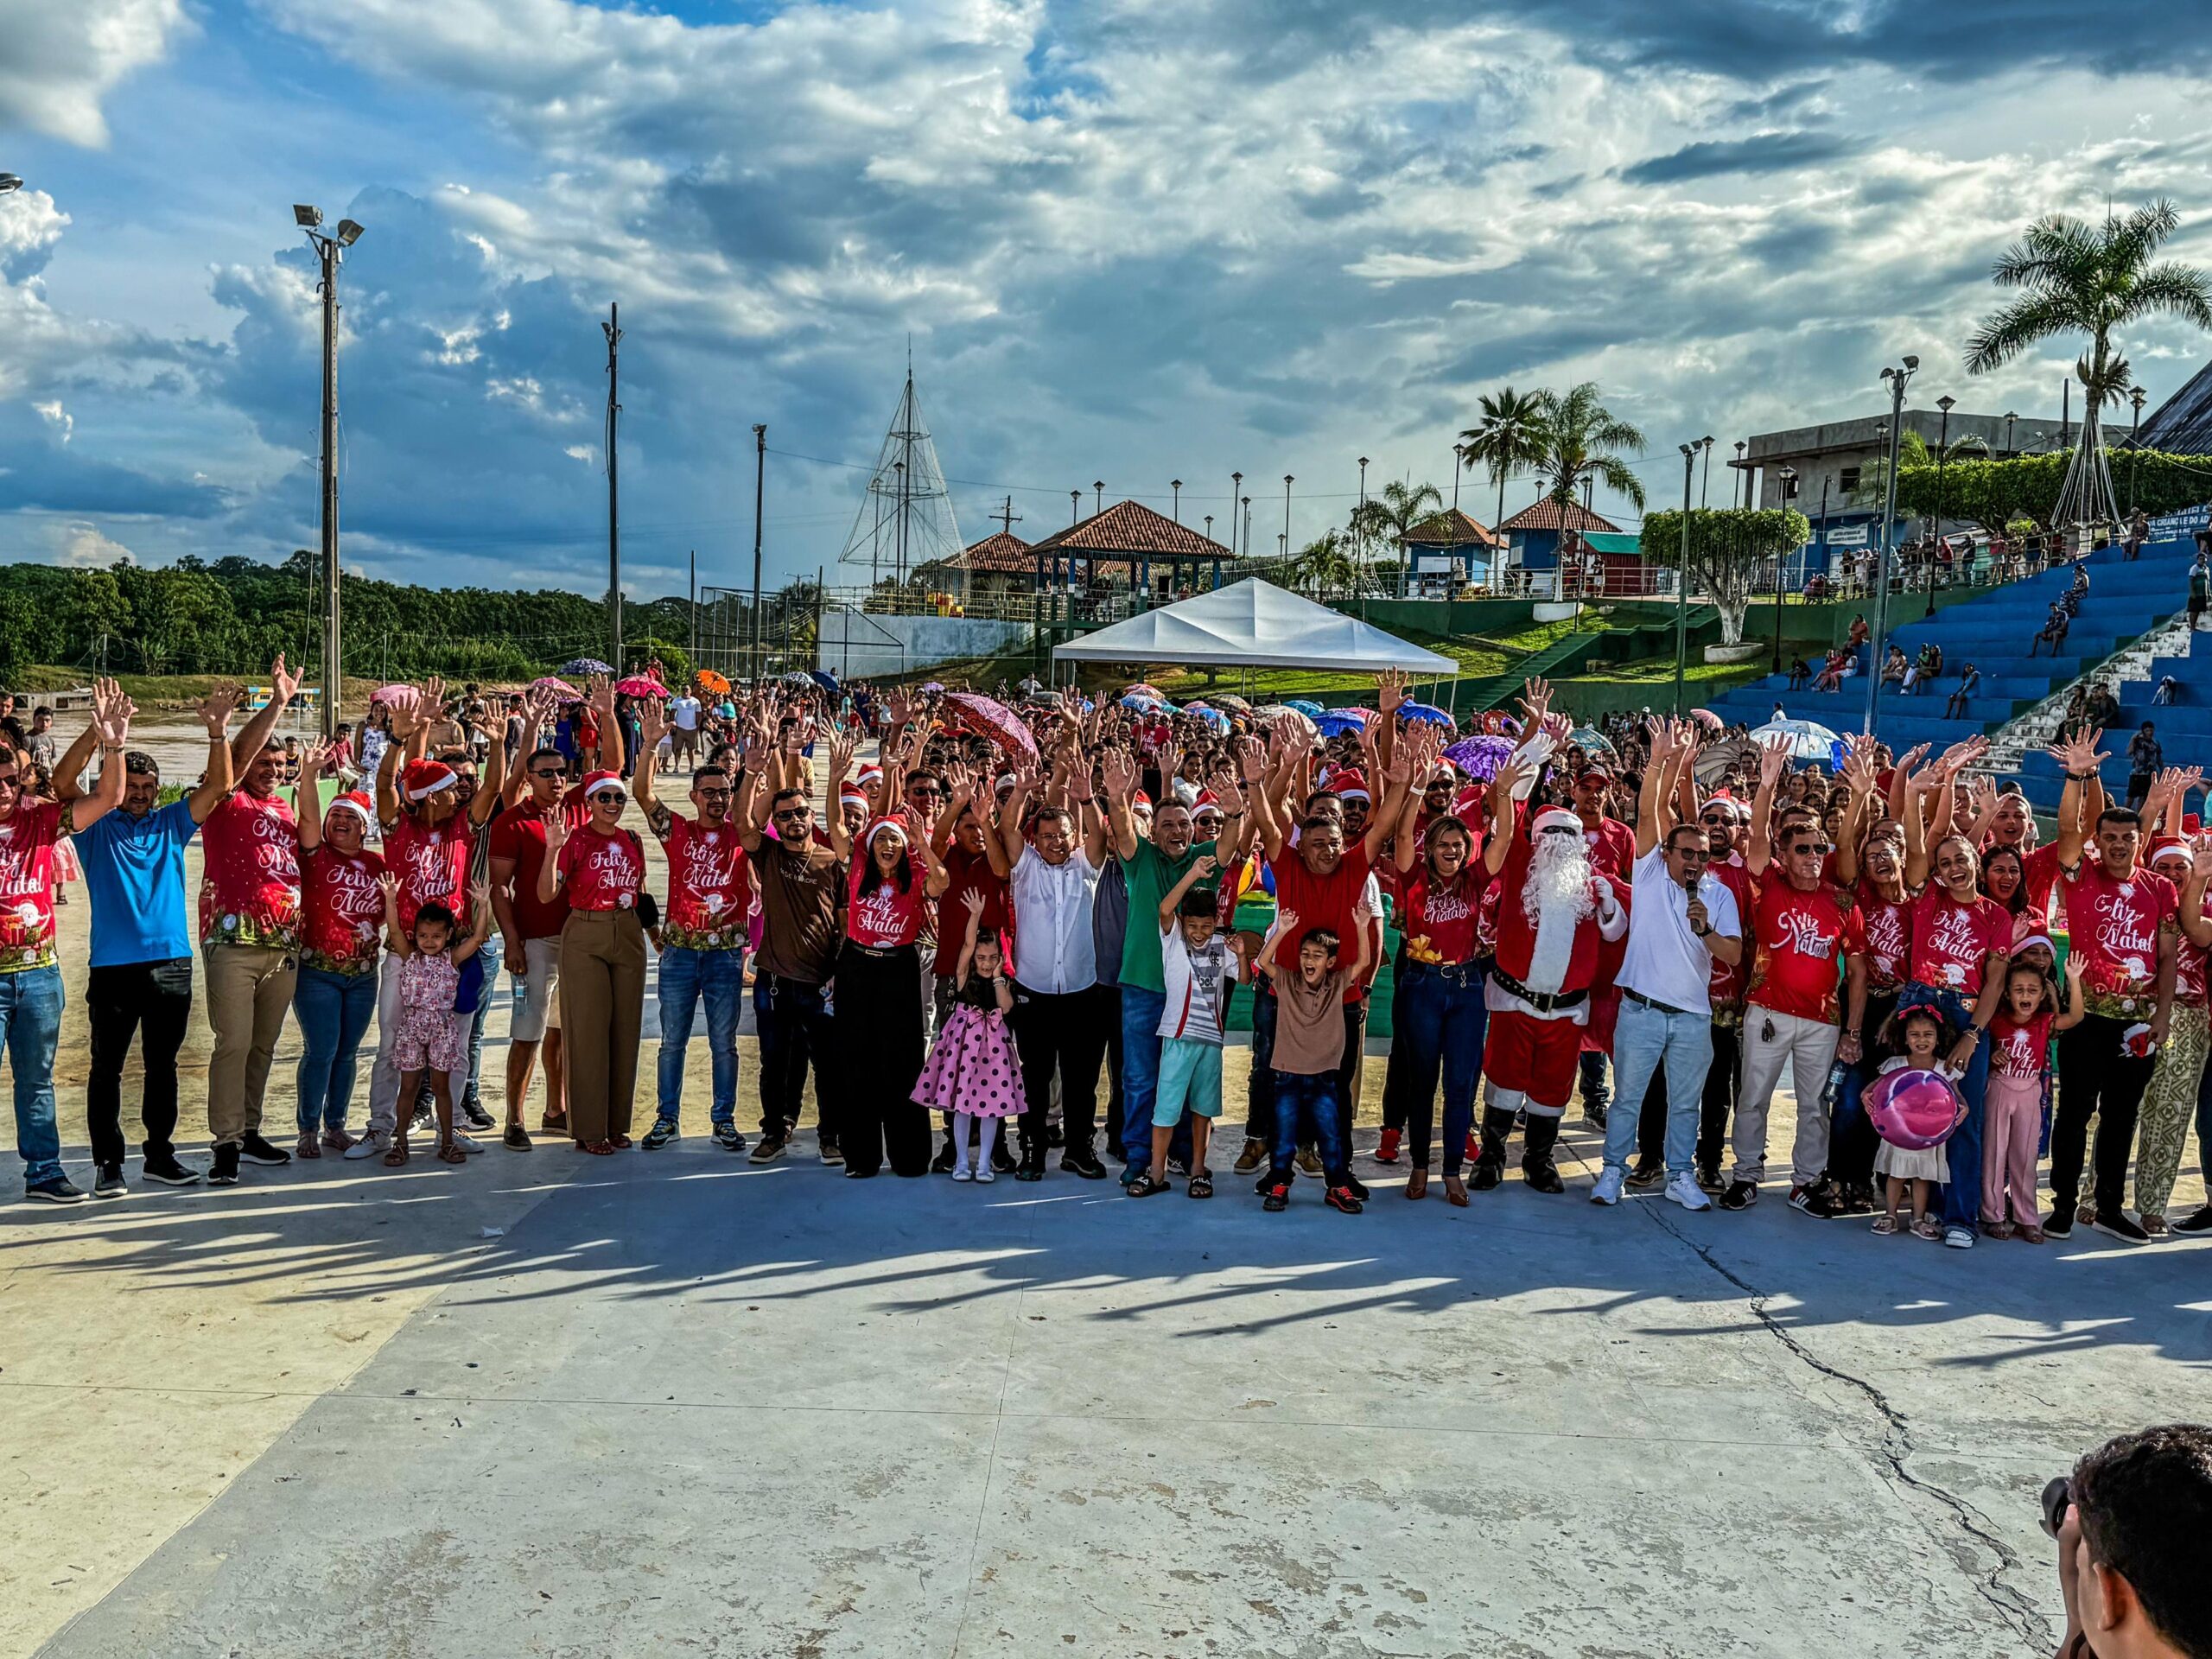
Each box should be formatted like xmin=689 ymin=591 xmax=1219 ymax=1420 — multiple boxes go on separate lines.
xmin=1476 ymin=804 xmax=1626 ymax=1192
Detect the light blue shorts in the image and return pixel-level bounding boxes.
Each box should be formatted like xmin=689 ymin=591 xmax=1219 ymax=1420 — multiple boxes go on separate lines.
xmin=1154 ymin=1035 xmax=1224 ymax=1125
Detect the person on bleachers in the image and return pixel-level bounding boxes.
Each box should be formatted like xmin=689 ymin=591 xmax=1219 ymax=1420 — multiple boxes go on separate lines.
xmin=1880 ymin=645 xmax=1908 ymax=688
xmin=2152 ymin=674 xmax=2180 ymax=707
xmin=1814 ymin=648 xmax=1851 ymax=693
xmin=2126 ymin=723 xmax=2163 ymax=810
xmin=1847 ymin=613 xmax=1870 ymax=649
xmin=2086 ymin=682 xmax=2122 ymax=730
xmin=2189 ymin=550 xmax=2209 ymax=632
xmin=1787 ymin=656 xmax=1811 ymax=691
xmin=1944 ymin=663 xmax=1980 ymax=720
xmin=2121 ymin=510 xmax=2149 ymax=561
xmin=2033 ymin=601 xmax=2071 ymax=658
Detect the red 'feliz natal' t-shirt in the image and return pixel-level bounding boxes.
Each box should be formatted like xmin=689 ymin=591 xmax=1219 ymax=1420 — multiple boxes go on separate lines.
xmin=2061 ymin=859 xmax=2177 ymax=1017
xmin=847 ymin=856 xmax=926 ymax=948
xmin=1847 ymin=884 xmax=1914 ymax=992
xmin=1707 ymin=857 xmax=1757 ymax=1006
xmin=657 ymin=815 xmax=749 ymax=949
xmin=558 ymin=824 xmax=645 ymax=912
xmin=1908 ymin=887 xmax=2012 ymax=998
xmin=0 ymin=799 xmax=64 ymax=972
xmin=1989 ymin=1007 xmax=2053 ymax=1080
xmin=199 ymin=788 xmax=302 ymax=950
xmin=1745 ymin=875 xmax=1849 ymax=1024
xmin=1399 ymin=868 xmax=1481 ymax=967
xmin=385 ymin=814 xmax=477 ymax=933
xmin=300 ymin=844 xmax=387 ymax=975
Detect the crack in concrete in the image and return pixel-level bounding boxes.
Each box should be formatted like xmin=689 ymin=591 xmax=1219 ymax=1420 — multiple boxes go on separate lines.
xmin=1641 ymin=1200 xmax=2049 ymax=1649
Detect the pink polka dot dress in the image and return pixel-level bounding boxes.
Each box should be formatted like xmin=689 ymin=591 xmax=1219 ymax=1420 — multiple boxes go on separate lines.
xmin=911 ymin=977 xmax=1024 ymax=1119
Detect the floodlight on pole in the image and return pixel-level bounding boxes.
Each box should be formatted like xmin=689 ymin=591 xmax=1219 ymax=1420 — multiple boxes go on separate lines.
xmin=1674 ymin=442 xmax=1696 ymax=715
xmin=299 ymin=203 xmax=365 ymax=740
xmin=335 ymin=219 xmax=364 ymax=246
xmin=293 ymin=204 xmax=321 ymax=228
xmin=1866 ymin=358 xmax=1916 ymax=734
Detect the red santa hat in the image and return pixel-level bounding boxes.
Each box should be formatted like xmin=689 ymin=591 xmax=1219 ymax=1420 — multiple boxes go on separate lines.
xmin=1532 ymin=805 xmax=1581 ymax=836
xmin=838 ymin=785 xmax=868 ymax=812
xmin=2147 ymin=836 xmax=2190 ymax=869
xmin=1133 ymin=790 xmax=1153 ymax=810
xmin=401 ymin=759 xmax=457 ymax=802
xmin=1701 ymin=792 xmax=1744 ymax=818
xmin=1192 ymin=788 xmax=1219 ymax=810
xmin=1332 ymin=768 xmax=1370 ymax=803
xmin=864 ymin=815 xmax=910 ymax=849
xmin=582 ymin=770 xmax=626 ymax=800
xmin=325 ymin=790 xmax=375 ymax=827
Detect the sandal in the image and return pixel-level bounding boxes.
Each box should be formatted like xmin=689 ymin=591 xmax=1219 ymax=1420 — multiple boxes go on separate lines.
xmin=1444 ymin=1174 xmax=1469 ymax=1208
xmin=609 ymin=1134 xmax=633 ymax=1150
xmin=1981 ymin=1218 xmax=2015 ymax=1241
xmin=1187 ymin=1171 xmax=1213 ymax=1199
xmin=1405 ymin=1168 xmax=1428 ymax=1201
xmin=1871 ymin=1214 xmax=1898 ymax=1236
xmin=1911 ymin=1215 xmax=1942 ymax=1242
xmin=1127 ymin=1172 xmax=1169 ymax=1198
xmin=2015 ymin=1223 xmax=2046 ymax=1243
xmin=383 ymin=1141 xmax=410 ymax=1168
xmin=2142 ymin=1212 xmax=2168 ymax=1237
xmin=295 ymin=1132 xmax=321 ymax=1160
xmin=437 ymin=1141 xmax=467 ymax=1166
xmin=578 ymin=1139 xmax=616 ymax=1156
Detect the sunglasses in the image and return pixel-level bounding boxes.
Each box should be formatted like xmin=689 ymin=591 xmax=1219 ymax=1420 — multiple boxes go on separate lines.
xmin=593 ymin=791 xmax=628 ymax=806
xmin=1700 ymin=812 xmax=1733 ymax=825
xmin=1674 ymin=846 xmax=1712 ymax=861
xmin=773 ymin=806 xmax=810 ymax=821
xmin=908 ymin=786 xmax=943 ymax=798
xmin=1789 ymin=842 xmax=1833 ymax=855
xmin=531 ymin=767 xmax=566 ymax=780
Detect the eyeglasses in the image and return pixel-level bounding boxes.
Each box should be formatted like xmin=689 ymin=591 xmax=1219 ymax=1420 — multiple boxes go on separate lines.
xmin=772 ymin=806 xmax=810 ymax=821
xmin=531 ymin=767 xmax=565 ymax=780
xmin=1537 ymin=825 xmax=1579 ymax=837
xmin=1673 ymin=847 xmax=1712 ymax=861
xmin=907 ymin=786 xmax=943 ymax=798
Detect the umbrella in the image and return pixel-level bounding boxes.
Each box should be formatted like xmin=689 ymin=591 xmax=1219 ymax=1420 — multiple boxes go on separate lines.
xmin=1325 ymin=708 xmax=1379 ymax=727
xmin=1397 ymin=702 xmax=1453 ymax=728
xmin=810 ymin=670 xmax=839 ymax=695
xmin=1443 ymin=735 xmax=1516 ymax=782
xmin=372 ymin=683 xmax=417 ymax=707
xmin=942 ymin=691 xmax=1039 ymax=762
xmin=783 ymin=670 xmax=817 ymax=687
xmin=1750 ymin=716 xmax=1840 ymax=762
xmin=1688 ymin=707 xmax=1724 ymax=732
xmin=1259 ymin=706 xmax=1316 ymax=742
xmin=1694 ymin=734 xmax=1754 ymax=787
xmin=1125 ymin=682 xmax=1165 ymax=699
xmin=561 ymin=658 xmax=613 ymax=677
xmin=1285 ymin=699 xmax=1324 ymax=718
xmin=1313 ymin=712 xmax=1366 ymax=739
xmin=694 ymin=669 xmax=731 ymax=696
xmin=1121 ymin=693 xmax=1171 ymax=712
xmin=613 ymin=675 xmax=668 ymax=698
xmin=1185 ymin=706 xmax=1229 ymax=733
xmin=1566 ymin=726 xmax=1617 ymax=757
xmin=920 ymin=681 xmax=944 ymax=694
xmin=1210 ymin=693 xmax=1253 ymax=711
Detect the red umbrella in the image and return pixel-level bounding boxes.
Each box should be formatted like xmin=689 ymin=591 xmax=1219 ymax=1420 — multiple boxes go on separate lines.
xmin=941 ymin=690 xmax=1038 ymax=762
xmin=613 ymin=675 xmax=668 ymax=698
xmin=531 ymin=676 xmax=582 ymax=701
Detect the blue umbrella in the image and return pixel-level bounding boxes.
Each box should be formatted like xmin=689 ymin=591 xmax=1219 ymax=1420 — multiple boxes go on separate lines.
xmin=810 ymin=670 xmax=839 ymax=695
xmin=561 ymin=657 xmax=613 ymax=677
xmin=1397 ymin=702 xmax=1453 ymax=727
xmin=1285 ymin=699 xmax=1324 ymax=718
xmin=1186 ymin=706 xmax=1229 ymax=732
xmin=1313 ymin=712 xmax=1365 ymax=738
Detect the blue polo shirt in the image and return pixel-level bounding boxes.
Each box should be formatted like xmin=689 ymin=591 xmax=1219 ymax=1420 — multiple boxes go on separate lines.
xmin=73 ymin=799 xmax=200 ymax=968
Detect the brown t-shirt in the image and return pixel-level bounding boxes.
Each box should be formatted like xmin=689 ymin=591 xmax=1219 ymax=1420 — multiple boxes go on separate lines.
xmin=1271 ymin=967 xmax=1350 ymax=1077
xmin=754 ymin=834 xmax=845 ymax=984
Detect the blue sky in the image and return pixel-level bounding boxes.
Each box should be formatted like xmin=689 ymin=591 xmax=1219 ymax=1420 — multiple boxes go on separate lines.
xmin=4 ymin=0 xmax=2212 ymax=599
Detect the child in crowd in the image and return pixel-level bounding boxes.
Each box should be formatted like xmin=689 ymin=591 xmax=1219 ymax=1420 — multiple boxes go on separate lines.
xmin=1983 ymin=957 xmax=2085 ymax=1242
xmin=1252 ymin=899 xmax=1372 ymax=1215
xmin=1869 ymin=997 xmax=1964 ymax=1239
xmin=1131 ymin=854 xmax=1239 ymax=1199
xmin=378 ymin=873 xmax=493 ymax=1167
xmin=910 ymin=888 xmax=1022 ymax=1183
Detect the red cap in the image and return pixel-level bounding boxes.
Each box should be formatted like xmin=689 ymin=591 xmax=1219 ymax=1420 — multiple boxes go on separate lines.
xmin=401 ymin=760 xmax=457 ymax=802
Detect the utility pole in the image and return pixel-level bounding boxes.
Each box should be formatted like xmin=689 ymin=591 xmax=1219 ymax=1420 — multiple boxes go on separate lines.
xmin=1171 ymin=480 xmax=1182 ymax=524
xmin=296 ymin=205 xmax=364 ymax=738
xmin=603 ymin=303 xmax=623 ymax=672
xmin=1674 ymin=442 xmax=1696 ymax=716
xmin=688 ymin=550 xmax=697 ymax=665
xmin=1866 ymin=357 xmax=1917 ymax=734
xmin=1282 ymin=475 xmax=1294 ymax=557
xmin=1094 ymin=480 xmax=1104 ymax=517
xmin=750 ymin=423 xmax=767 ymax=677
xmin=1230 ymin=472 xmax=1243 ymax=559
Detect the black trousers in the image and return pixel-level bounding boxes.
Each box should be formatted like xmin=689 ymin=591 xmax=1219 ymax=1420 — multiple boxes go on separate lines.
xmin=86 ymin=958 xmax=193 ymax=1166
xmin=2050 ymin=1014 xmax=2158 ymax=1217
xmin=834 ymin=941 xmax=930 ymax=1177
xmin=754 ymin=970 xmax=835 ymax=1141
xmin=1694 ymin=1020 xmax=1742 ymax=1173
xmin=1009 ymin=982 xmax=1109 ymax=1154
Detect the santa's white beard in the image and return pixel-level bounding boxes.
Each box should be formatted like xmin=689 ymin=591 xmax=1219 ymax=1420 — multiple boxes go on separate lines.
xmin=1522 ymin=836 xmax=1594 ymax=993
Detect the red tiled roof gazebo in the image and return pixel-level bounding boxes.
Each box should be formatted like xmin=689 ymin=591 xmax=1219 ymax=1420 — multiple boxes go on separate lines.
xmin=1026 ymin=499 xmax=1236 ymax=597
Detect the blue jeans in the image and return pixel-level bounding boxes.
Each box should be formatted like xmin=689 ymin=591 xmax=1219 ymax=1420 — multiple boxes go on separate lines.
xmin=1603 ymin=996 xmax=1712 ymax=1178
xmin=1120 ymin=986 xmax=1168 ymax=1165
xmin=1271 ymin=1071 xmax=1346 ymax=1183
xmin=1396 ymin=963 xmax=1488 ymax=1175
xmin=1938 ymin=1027 xmax=1992 ymax=1231
xmin=294 ymin=966 xmax=378 ymax=1134
xmin=0 ymin=965 xmax=64 ymax=1188
xmin=658 ymin=946 xmax=744 ymax=1124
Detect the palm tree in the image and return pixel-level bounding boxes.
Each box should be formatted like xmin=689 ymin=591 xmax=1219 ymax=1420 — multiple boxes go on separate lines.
xmin=1527 ymin=382 xmax=1647 ymax=512
xmin=1967 ymin=200 xmax=2212 ymax=526
xmin=1348 ymin=478 xmax=1445 ymax=594
xmin=1456 ymin=385 xmax=1544 ymax=532
xmin=1282 ymin=529 xmax=1367 ymax=597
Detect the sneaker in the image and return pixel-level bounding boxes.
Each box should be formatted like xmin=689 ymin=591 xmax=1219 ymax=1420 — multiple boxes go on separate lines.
xmin=714 ymin=1122 xmax=747 ymax=1153
xmin=2172 ymin=1204 xmax=2212 ymax=1235
xmin=1942 ymin=1224 xmax=1976 ymax=1250
xmin=1294 ymin=1147 xmax=1324 ymax=1177
xmin=238 ymin=1133 xmax=292 ymax=1167
xmin=1166 ymin=1154 xmax=1190 ymax=1178
xmin=141 ymin=1154 xmax=201 ymax=1186
xmin=461 ymin=1098 xmax=495 ymax=1133
xmin=410 ymin=1103 xmax=435 ymax=1134
xmin=1695 ymin=1165 xmax=1725 ymax=1195
xmin=449 ymin=1134 xmax=485 ymax=1155
xmin=1014 ymin=1152 xmax=1045 ymax=1183
xmin=2091 ymin=1211 xmax=2151 ymax=1245
xmin=2042 ymin=1207 xmax=2075 ymax=1239
xmin=1061 ymin=1149 xmax=1107 ymax=1179
xmin=1232 ymin=1137 xmax=1267 ymax=1173
xmin=1582 ymin=1099 xmax=1608 ymax=1130
xmin=344 ymin=1128 xmax=391 ymax=1161
xmin=818 ymin=1137 xmax=842 ymax=1165
xmin=641 ymin=1119 xmax=680 ymax=1150
xmin=950 ymin=1166 xmax=974 ymax=1183
xmin=540 ymin=1111 xmax=569 ymax=1135
xmin=1719 ymin=1179 xmax=1758 ymax=1211
xmin=931 ymin=1139 xmax=957 ymax=1174
xmin=208 ymin=1145 xmax=241 ymax=1186
xmin=1325 ymin=1183 xmax=1363 ymax=1215
xmin=1374 ymin=1128 xmax=1402 ymax=1165
xmin=1590 ymin=1167 xmax=1625 ymax=1206
xmin=1789 ymin=1182 xmax=1844 ymax=1220
xmin=1262 ymin=1179 xmax=1292 ymax=1212
xmin=1665 ymin=1172 xmax=1713 ymax=1211
xmin=26 ymin=1175 xmax=89 ymax=1205
xmin=503 ymin=1122 xmax=533 ymax=1151
xmin=748 ymin=1133 xmax=790 ymax=1166
xmin=92 ymin=1163 xmax=128 ymax=1199
xmin=1625 ymin=1160 xmax=1666 ymax=1192
xmin=1343 ymin=1173 xmax=1370 ymax=1201
xmin=295 ymin=1132 xmax=322 ymax=1160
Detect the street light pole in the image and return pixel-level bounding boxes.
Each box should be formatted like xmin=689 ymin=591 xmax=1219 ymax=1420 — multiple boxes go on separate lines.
xmin=750 ymin=423 xmax=766 ymax=675
xmin=296 ymin=204 xmax=365 ymax=740
xmin=1171 ymin=479 xmax=1182 ymax=524
xmin=1282 ymin=475 xmax=1294 ymax=559
xmin=1771 ymin=465 xmax=1798 ymax=673
xmin=603 ymin=303 xmax=623 ymax=672
xmin=1675 ymin=442 xmax=1696 ymax=716
xmin=2130 ymin=386 xmax=2147 ymax=512
xmin=1230 ymin=472 xmax=1243 ymax=559
xmin=1866 ymin=356 xmax=1917 ymax=734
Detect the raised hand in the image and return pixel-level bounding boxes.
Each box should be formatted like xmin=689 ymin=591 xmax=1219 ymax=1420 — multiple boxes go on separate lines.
xmin=199 ymin=683 xmax=243 ymax=736
xmin=1376 ymin=667 xmax=1409 ymax=716
xmin=826 ymin=731 xmax=855 ymax=782
xmin=270 ymin=653 xmax=304 ymax=705
xmin=1101 ymin=748 xmax=1137 ymax=799
xmin=1205 ymin=767 xmax=1244 ymax=815
xmin=1520 ymin=676 xmax=1554 ymax=724
xmin=1758 ymin=734 xmax=1790 ymax=786
xmin=543 ymin=809 xmax=569 ymax=852
xmin=1192 ymin=852 xmax=1219 ymax=882
xmin=961 ymin=887 xmax=986 ymax=920
xmin=635 ymin=698 xmax=667 ymax=754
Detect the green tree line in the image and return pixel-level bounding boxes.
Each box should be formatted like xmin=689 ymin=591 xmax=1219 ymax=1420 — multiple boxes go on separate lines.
xmin=1888 ymin=448 xmax=2212 ymax=534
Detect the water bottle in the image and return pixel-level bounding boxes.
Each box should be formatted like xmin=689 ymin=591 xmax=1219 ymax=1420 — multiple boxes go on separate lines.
xmin=1820 ymin=1060 xmax=1849 ymax=1111
xmin=511 ymin=961 xmax=526 ymax=1020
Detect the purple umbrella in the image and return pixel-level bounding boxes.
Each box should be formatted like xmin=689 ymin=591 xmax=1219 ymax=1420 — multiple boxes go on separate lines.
xmin=1443 ymin=735 xmax=1516 ymax=782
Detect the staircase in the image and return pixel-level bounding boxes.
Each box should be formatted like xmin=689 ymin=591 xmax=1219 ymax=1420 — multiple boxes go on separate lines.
xmin=1701 ymin=535 xmax=2201 ymax=770
xmin=1455 ymin=627 xmax=1613 ymax=713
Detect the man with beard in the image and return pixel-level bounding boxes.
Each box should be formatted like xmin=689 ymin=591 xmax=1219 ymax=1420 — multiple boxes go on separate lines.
xmin=1472 ymin=740 xmax=1628 ymax=1194
xmin=1591 ymin=722 xmax=1738 ymax=1210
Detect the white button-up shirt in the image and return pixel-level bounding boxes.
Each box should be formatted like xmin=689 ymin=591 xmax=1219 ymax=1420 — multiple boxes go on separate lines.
xmin=1009 ymin=842 xmax=1102 ymax=994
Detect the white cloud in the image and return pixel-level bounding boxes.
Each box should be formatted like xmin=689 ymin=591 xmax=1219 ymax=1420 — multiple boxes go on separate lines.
xmin=53 ymin=521 xmax=134 ymax=567
xmin=32 ymin=401 xmax=71 ymax=442
xmin=0 ymin=0 xmax=193 ymax=148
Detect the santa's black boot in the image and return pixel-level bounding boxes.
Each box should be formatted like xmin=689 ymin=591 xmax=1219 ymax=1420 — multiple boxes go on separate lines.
xmin=1470 ymin=1107 xmax=1515 ymax=1192
xmin=1519 ymin=1111 xmax=1567 ymax=1194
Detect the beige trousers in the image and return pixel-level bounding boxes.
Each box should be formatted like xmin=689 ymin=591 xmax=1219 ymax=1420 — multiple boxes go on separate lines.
xmin=203 ymin=943 xmax=298 ymax=1146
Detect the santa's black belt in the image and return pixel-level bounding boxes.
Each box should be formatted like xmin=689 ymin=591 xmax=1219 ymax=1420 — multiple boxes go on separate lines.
xmin=1488 ymin=967 xmax=1586 ymax=1014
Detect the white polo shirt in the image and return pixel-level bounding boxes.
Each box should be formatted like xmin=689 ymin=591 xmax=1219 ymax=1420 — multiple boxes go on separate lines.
xmin=1618 ymin=845 xmax=1740 ymax=1014
xmin=1008 ymin=842 xmax=1101 ymax=995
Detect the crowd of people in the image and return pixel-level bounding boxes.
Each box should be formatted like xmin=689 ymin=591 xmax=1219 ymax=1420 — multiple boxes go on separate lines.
xmin=0 ymin=659 xmax=2206 ymax=1256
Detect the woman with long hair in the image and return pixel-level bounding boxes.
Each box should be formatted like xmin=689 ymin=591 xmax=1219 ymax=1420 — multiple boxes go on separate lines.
xmin=828 ymin=741 xmax=949 ymax=1178
xmin=537 ymin=772 xmax=648 ymax=1154
xmin=1389 ymin=792 xmax=1491 ymax=1205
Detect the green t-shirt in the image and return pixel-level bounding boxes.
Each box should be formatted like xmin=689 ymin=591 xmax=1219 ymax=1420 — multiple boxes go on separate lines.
xmin=1117 ymin=836 xmax=1219 ymax=994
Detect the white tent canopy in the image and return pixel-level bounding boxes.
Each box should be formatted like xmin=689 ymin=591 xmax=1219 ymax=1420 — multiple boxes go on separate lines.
xmin=1052 ymin=579 xmax=1455 ymax=674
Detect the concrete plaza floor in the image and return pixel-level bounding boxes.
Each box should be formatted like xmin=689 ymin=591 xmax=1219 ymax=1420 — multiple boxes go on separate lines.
xmin=10 ymin=1098 xmax=2209 ymax=1658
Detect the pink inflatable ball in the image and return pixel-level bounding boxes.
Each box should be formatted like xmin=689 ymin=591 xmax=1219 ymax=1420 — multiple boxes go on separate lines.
xmin=1864 ymin=1067 xmax=1967 ymax=1152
